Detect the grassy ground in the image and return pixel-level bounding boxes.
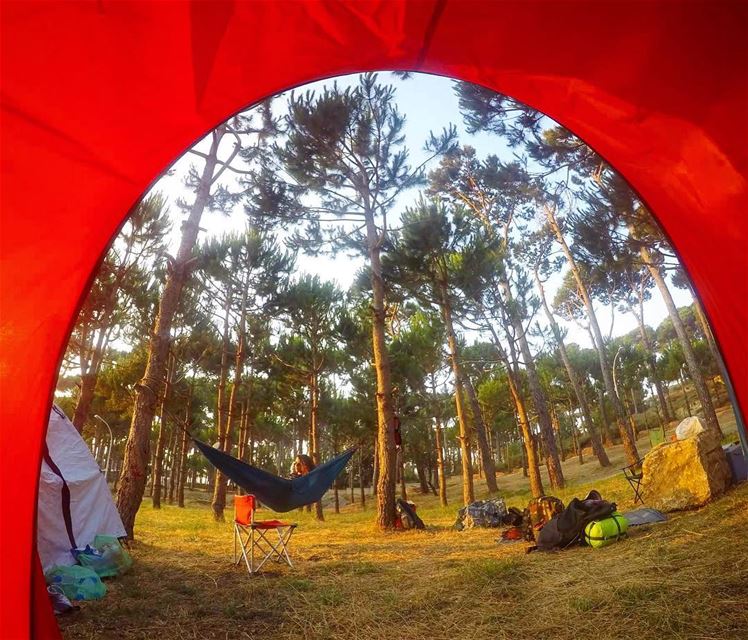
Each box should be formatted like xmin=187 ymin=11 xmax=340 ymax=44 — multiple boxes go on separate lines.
xmin=61 ymin=416 xmax=748 ymax=640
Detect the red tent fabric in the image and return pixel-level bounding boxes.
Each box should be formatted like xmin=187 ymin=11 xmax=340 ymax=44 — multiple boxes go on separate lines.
xmin=1 ymin=1 xmax=745 ymax=637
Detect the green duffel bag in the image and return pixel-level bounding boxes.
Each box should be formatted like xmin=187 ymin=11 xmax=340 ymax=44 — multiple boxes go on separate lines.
xmin=584 ymin=512 xmax=628 ymax=548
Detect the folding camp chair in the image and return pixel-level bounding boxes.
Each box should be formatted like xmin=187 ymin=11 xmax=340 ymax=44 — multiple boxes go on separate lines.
xmin=622 ymin=459 xmax=645 ymax=504
xmin=233 ymin=494 xmax=297 ymax=574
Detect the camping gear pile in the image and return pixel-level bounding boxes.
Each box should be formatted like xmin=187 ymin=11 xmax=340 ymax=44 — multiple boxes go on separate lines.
xmin=40 ymin=406 xmax=131 ymax=612
xmin=454 ymin=499 xmax=520 ymax=531
xmin=483 ymin=490 xmax=635 ymax=552
xmin=532 ymin=491 xmax=627 ymax=552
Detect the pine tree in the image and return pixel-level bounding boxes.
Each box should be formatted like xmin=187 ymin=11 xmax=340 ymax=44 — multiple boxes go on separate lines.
xmin=117 ymin=105 xmax=277 ymax=537
xmin=246 ymin=73 xmax=456 ymax=528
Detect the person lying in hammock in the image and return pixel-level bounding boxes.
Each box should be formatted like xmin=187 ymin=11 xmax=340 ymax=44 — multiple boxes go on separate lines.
xmin=290 ymin=454 xmax=316 ymax=478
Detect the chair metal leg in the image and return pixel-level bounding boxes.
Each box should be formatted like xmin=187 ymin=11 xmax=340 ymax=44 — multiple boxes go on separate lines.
xmin=234 ymin=522 xmax=296 ymax=575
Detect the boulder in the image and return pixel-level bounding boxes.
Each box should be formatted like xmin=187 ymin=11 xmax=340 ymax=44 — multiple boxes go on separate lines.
xmin=640 ymin=432 xmax=732 ymax=512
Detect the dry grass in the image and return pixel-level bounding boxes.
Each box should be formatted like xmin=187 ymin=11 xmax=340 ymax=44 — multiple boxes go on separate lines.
xmin=60 ymin=427 xmax=748 ymax=640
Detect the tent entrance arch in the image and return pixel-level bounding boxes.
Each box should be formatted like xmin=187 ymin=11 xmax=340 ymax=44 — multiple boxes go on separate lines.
xmin=1 ymin=2 xmax=745 ymax=638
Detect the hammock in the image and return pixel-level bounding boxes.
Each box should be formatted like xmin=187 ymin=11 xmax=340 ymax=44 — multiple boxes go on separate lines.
xmin=193 ymin=439 xmax=356 ymax=512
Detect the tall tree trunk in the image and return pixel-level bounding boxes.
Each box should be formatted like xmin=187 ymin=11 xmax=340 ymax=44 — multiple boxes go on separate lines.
xmin=116 ymin=126 xmax=226 ymax=537
xmin=508 ymin=373 xmax=544 ymax=497
xmin=213 ymin=263 xmax=252 ymax=521
xmin=350 ymin=465 xmax=355 ymax=505
xmin=309 ymin=365 xmax=324 ymax=521
xmin=439 ymin=288 xmax=475 ymax=505
xmin=484 ymin=322 xmax=544 ymax=496
xmin=152 ymin=352 xmax=175 ymax=509
xmin=177 ymin=412 xmax=190 ymax=509
xmin=498 ymin=277 xmax=565 ymax=488
xmin=638 ymin=241 xmax=722 ymax=437
xmin=433 ymin=414 xmax=448 ymax=507
xmin=371 ymin=436 xmax=379 ymax=497
xmin=237 ymin=401 xmax=248 ymax=462
xmin=365 ymin=212 xmax=397 ymax=528
xmin=214 ymin=293 xmax=233 ymax=462
xmin=166 ymin=412 xmax=180 ymax=504
xmin=359 ymin=448 xmax=366 ymax=510
xmin=545 ymin=206 xmax=639 ymax=466
xmin=535 ymin=271 xmax=611 ymax=467
xmin=462 ymin=375 xmax=499 ymax=493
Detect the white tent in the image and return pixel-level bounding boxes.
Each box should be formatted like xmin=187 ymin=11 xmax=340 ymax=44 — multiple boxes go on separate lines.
xmin=37 ymin=405 xmax=126 ymax=572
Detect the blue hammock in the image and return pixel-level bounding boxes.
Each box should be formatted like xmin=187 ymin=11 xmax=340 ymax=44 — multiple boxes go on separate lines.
xmin=193 ymin=439 xmax=356 ymax=512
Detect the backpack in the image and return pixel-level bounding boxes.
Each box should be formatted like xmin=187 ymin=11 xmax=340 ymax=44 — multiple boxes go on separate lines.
xmin=396 ymin=499 xmax=425 ymax=530
xmin=536 ymin=497 xmax=617 ymax=551
xmin=522 ymin=496 xmax=564 ymax=542
xmin=503 ymin=507 xmax=524 ymax=527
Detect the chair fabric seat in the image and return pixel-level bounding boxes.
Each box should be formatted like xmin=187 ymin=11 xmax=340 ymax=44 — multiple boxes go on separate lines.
xmin=251 ymin=520 xmax=296 ymax=529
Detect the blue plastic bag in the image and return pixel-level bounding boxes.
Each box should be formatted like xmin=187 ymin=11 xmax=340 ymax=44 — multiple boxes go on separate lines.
xmin=46 ymin=565 xmax=106 ymax=601
xmin=73 ymin=545 xmax=120 ymax=578
xmin=93 ymin=535 xmax=133 ymax=575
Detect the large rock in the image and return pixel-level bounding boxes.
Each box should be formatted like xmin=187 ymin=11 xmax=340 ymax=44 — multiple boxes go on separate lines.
xmin=640 ymin=432 xmax=732 ymax=512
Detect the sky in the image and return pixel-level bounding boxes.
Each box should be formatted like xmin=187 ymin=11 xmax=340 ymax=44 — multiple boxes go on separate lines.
xmin=148 ymin=72 xmax=693 ymax=352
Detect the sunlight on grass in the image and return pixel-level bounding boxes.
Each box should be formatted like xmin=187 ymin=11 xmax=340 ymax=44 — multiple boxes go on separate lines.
xmin=59 ymin=459 xmax=748 ymax=640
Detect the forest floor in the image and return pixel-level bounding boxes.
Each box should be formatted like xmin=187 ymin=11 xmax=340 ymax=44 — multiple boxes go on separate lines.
xmin=60 ymin=407 xmax=747 ymax=640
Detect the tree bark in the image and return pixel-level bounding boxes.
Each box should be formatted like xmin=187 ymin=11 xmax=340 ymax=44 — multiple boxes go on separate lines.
xmin=116 ymin=125 xmax=225 ymax=537
xmin=166 ymin=408 xmax=180 ymax=504
xmin=213 ymin=292 xmax=233 ymax=471
xmin=152 ymin=352 xmax=175 ymax=509
xmin=309 ymin=366 xmax=324 ymax=521
xmin=177 ymin=413 xmax=190 ymax=508
xmin=462 ymin=375 xmax=499 ymax=493
xmin=365 ymin=212 xmax=397 ymax=528
xmin=433 ymin=415 xmax=448 ymax=507
xmin=508 ymin=373 xmax=544 ymax=497
xmin=439 ymin=288 xmax=475 ymax=505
